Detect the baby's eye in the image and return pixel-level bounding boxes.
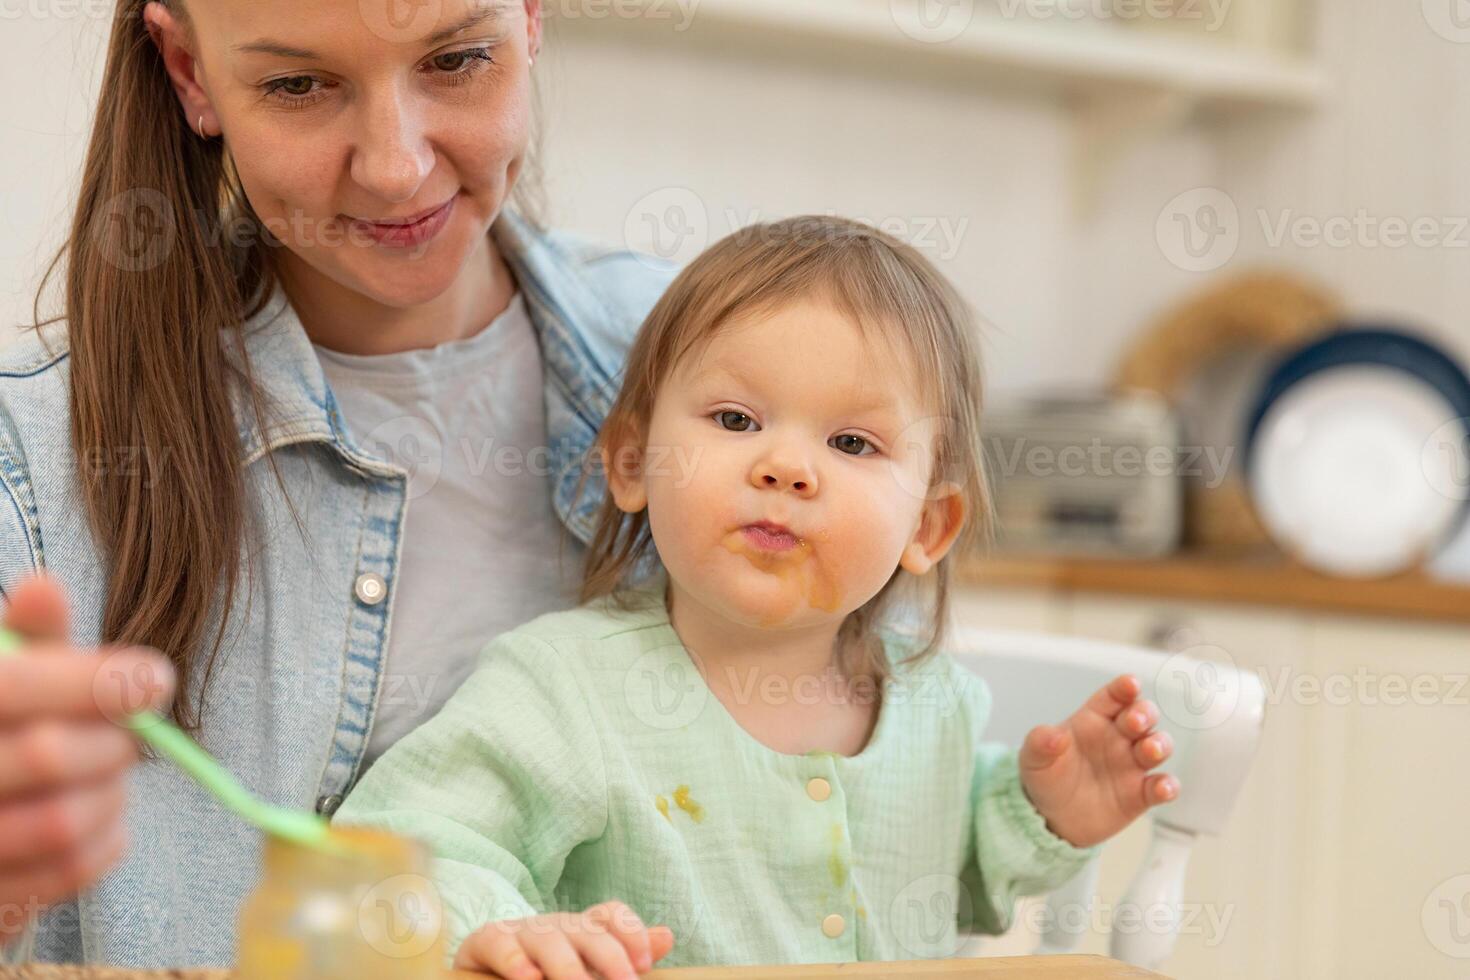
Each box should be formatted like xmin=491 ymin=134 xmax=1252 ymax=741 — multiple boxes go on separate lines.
xmin=714 ymin=411 xmax=758 ymax=432
xmin=830 ymin=434 xmax=875 ymax=456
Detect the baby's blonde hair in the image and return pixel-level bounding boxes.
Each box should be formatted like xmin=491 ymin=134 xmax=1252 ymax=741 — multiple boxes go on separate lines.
xmin=580 ymin=215 xmax=992 ymax=680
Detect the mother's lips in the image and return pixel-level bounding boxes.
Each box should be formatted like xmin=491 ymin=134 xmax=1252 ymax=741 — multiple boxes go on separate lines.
xmin=347 ymin=196 xmax=455 ymax=226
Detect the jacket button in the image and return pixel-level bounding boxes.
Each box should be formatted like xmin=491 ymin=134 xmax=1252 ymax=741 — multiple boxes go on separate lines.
xmin=354 ymin=573 xmax=387 ymax=606
xmin=806 ymin=777 xmax=832 ymax=802
xmin=315 ymin=794 xmax=343 ymax=816
xmin=821 ymin=913 xmax=845 ymax=938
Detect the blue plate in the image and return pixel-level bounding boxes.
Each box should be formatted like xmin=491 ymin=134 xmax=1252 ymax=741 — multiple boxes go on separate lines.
xmin=1246 ymin=327 xmax=1470 ymax=461
xmin=1244 ymin=326 xmax=1470 ymax=575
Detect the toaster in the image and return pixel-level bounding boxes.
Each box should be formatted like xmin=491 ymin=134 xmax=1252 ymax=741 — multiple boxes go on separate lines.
xmin=982 ymin=392 xmax=1184 ymax=558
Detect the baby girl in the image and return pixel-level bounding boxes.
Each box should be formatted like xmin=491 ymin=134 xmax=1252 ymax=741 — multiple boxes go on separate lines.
xmin=335 ymin=215 xmax=1179 ymax=978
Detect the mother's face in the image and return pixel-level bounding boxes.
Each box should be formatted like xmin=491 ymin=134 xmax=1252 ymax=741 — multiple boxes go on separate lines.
xmin=146 ymin=0 xmax=540 ymax=308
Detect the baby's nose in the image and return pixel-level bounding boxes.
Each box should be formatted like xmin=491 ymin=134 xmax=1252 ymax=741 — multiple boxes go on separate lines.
xmin=752 ymin=459 xmax=818 ymax=496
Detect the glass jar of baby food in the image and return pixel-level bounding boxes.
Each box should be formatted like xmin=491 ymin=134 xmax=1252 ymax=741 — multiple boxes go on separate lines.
xmin=237 ymin=826 xmax=446 ymax=979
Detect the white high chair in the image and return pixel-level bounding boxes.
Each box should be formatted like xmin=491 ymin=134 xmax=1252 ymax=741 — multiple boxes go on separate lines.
xmin=948 ymin=628 xmax=1267 ymax=973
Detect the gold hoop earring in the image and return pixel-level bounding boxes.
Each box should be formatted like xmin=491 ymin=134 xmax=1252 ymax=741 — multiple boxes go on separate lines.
xmin=197 ymin=114 xmax=207 ymax=139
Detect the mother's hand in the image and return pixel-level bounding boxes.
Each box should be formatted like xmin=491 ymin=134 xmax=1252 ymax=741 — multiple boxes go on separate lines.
xmin=0 ymin=576 xmax=174 ymax=948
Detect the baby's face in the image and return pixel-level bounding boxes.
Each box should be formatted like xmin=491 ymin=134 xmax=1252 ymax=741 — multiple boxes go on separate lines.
xmin=612 ymin=297 xmax=964 ymax=633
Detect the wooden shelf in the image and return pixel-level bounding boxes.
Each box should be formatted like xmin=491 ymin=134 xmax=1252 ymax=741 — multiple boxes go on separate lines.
xmin=555 ymin=0 xmax=1327 ymax=110
xmin=957 ymin=550 xmax=1470 ymax=625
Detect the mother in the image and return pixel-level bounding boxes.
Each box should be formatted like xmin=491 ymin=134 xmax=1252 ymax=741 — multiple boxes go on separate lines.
xmin=0 ymin=0 xmax=671 ymax=966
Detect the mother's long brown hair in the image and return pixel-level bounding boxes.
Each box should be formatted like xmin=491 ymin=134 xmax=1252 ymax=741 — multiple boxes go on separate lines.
xmin=24 ymin=0 xmax=280 ymax=738
xmin=23 ymin=0 xmax=542 ymax=738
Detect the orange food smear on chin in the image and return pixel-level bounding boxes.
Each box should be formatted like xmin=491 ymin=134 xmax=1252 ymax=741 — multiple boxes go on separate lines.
xmin=720 ymin=529 xmax=843 ymax=627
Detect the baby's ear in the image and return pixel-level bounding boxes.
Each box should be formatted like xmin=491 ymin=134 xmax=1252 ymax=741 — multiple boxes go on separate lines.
xmin=899 ymin=483 xmax=967 ymax=576
xmin=600 ymin=420 xmax=648 ymax=514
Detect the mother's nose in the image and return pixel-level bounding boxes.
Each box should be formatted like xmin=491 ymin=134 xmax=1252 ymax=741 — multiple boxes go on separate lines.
xmin=348 ymin=89 xmax=436 ymax=203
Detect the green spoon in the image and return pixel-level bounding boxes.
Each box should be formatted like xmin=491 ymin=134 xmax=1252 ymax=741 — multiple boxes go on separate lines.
xmin=0 ymin=626 xmax=342 ymax=854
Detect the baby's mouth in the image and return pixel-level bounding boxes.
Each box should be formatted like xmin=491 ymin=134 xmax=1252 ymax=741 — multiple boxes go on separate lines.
xmin=718 ymin=523 xmax=841 ymax=616
xmin=741 ymin=521 xmax=800 ymax=553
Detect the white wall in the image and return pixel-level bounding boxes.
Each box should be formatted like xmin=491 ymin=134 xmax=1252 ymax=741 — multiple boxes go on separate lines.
xmin=1218 ymin=0 xmax=1470 ymax=358
xmin=536 ymin=24 xmax=1070 ymax=395
xmin=534 ymin=19 xmax=1215 ymax=397
xmin=0 ymin=9 xmax=110 ymax=338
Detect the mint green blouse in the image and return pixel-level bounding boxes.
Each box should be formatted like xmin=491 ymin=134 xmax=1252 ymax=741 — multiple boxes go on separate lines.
xmin=333 ymin=583 xmax=1101 ymax=969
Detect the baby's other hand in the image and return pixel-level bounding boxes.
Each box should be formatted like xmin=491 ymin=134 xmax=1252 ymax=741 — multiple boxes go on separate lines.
xmin=454 ymin=900 xmax=675 ymax=980
xmin=1018 ymin=674 xmax=1180 ymax=849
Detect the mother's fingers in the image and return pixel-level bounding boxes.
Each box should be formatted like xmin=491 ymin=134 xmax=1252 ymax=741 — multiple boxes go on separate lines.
xmin=0 ymin=794 xmax=129 ymax=912
xmin=0 ymin=721 xmax=139 ymax=798
xmin=2 ymin=575 xmax=72 ymax=645
xmin=0 ymin=776 xmax=129 ymax=866
xmin=0 ymin=648 xmax=174 ymax=725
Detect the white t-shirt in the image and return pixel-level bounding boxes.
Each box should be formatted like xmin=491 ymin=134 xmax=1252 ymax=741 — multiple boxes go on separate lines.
xmin=314 ymin=292 xmax=585 ymax=771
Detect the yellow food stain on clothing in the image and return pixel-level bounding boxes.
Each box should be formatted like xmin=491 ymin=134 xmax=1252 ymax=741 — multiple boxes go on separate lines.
xmin=673 ymin=785 xmax=706 ymax=823
xmin=829 ymin=823 xmax=848 ymax=888
xmin=655 ymin=795 xmax=671 ymax=822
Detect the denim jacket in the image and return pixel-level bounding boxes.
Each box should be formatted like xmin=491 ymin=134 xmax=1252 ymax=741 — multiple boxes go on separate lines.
xmin=0 ymin=211 xmax=675 ymax=967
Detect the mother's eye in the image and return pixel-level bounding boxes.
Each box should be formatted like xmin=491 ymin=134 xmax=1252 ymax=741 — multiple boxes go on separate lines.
xmin=260 ymin=46 xmax=496 ymax=107
xmin=429 ymin=46 xmax=496 ymax=85
xmin=262 ymin=75 xmax=325 ymax=105
xmin=714 ymin=411 xmax=758 ymax=432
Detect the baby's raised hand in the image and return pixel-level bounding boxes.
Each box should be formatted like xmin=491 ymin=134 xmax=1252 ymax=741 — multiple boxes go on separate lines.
xmin=1018 ymin=674 xmax=1180 ymax=849
xmin=454 ymin=901 xmax=674 ymax=979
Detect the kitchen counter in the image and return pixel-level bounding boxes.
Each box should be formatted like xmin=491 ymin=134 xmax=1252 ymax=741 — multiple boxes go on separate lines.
xmin=957 ymin=549 xmax=1470 ymax=625
xmin=0 ymin=955 xmax=1167 ymax=979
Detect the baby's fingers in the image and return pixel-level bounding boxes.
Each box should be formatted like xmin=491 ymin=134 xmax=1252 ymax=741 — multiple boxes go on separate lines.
xmin=453 ymin=922 xmax=543 ymax=979
xmin=1084 ymin=674 xmax=1142 ymax=721
xmin=1114 ymin=697 xmax=1159 ymax=739
xmin=520 ymin=927 xmax=591 ymax=980
xmin=649 ymin=925 xmax=675 ymax=964
xmin=566 ymin=926 xmax=639 ymax=980
xmin=1144 ymin=771 xmax=1181 ymax=806
xmin=584 ymin=901 xmax=653 ymax=973
xmin=1132 ymin=730 xmax=1173 ymax=769
xmin=1018 ymin=723 xmax=1069 ymax=773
